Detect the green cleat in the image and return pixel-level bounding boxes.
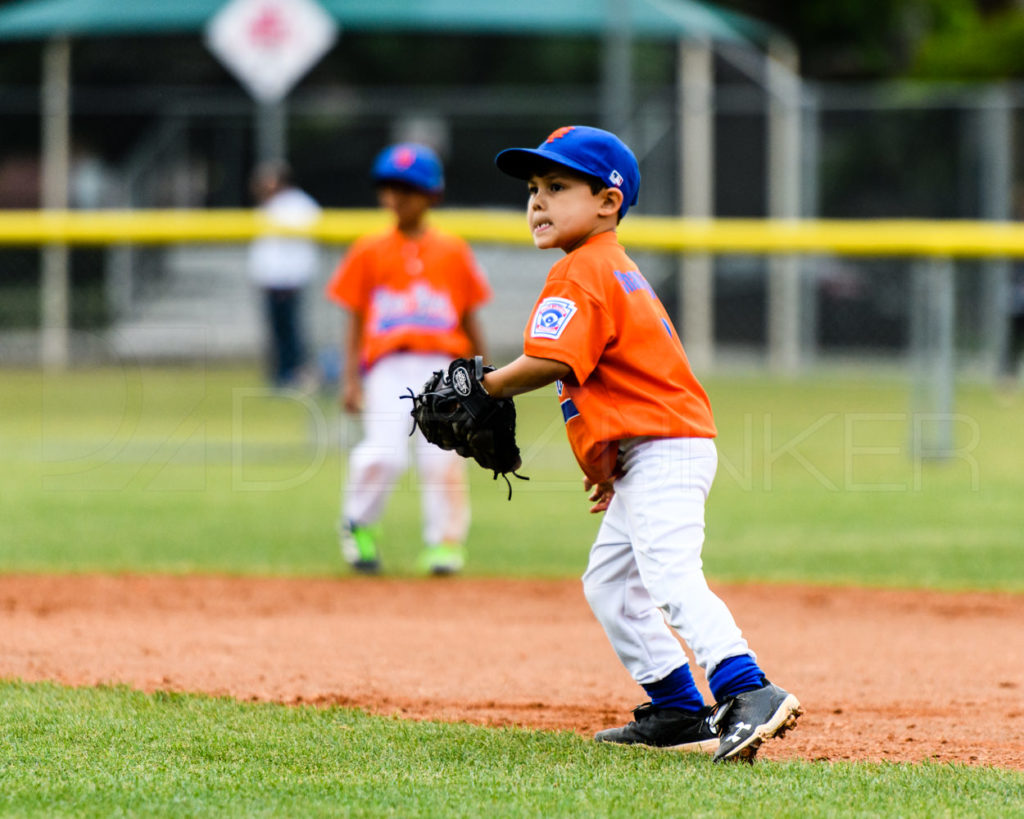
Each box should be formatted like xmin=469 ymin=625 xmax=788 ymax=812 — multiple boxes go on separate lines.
xmin=340 ymin=521 xmax=380 ymax=574
xmin=420 ymin=543 xmax=465 ymax=576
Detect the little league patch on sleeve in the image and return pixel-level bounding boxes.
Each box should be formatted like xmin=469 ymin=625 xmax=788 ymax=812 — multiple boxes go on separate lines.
xmin=531 ymin=297 xmax=578 ymax=339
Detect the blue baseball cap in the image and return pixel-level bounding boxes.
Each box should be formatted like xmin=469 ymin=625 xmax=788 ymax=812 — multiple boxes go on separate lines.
xmin=372 ymin=143 xmax=444 ymax=195
xmin=495 ymin=125 xmax=640 ymax=218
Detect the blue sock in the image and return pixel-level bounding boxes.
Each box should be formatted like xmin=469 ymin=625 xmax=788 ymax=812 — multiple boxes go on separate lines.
xmin=708 ymin=654 xmax=767 ymax=702
xmin=642 ymin=664 xmax=706 ymax=712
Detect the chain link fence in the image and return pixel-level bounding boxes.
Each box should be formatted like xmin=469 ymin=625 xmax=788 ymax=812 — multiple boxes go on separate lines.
xmin=2 ymin=76 xmax=1024 ymax=378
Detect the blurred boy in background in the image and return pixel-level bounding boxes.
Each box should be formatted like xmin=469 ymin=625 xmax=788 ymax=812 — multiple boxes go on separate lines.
xmin=325 ymin=143 xmax=491 ymax=575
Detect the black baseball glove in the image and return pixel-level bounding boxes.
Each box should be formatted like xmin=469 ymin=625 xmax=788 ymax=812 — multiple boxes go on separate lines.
xmin=406 ymin=356 xmax=527 ymax=497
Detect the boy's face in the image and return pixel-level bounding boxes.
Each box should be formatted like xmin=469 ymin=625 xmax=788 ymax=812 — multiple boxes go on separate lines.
xmin=525 ymin=169 xmax=621 ymax=253
xmin=377 ymin=183 xmax=435 ymax=232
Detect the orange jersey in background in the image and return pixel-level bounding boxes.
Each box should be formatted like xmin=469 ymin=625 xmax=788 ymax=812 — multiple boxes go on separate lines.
xmin=522 ymin=231 xmax=716 ymax=483
xmin=326 ymin=227 xmax=491 ymax=370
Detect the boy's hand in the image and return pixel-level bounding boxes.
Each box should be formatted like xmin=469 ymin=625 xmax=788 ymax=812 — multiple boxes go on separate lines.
xmin=583 ymin=476 xmax=614 ymax=514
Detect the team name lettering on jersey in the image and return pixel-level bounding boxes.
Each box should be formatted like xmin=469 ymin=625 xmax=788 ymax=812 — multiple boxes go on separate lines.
xmin=531 ymin=297 xmax=578 ymax=339
xmin=614 ymin=269 xmax=656 ymax=298
xmin=370 ymin=284 xmax=457 ymax=333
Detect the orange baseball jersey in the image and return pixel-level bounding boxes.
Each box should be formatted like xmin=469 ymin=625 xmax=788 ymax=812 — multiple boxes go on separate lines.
xmin=522 ymin=231 xmax=716 ymax=483
xmin=325 ymin=226 xmax=491 ymax=370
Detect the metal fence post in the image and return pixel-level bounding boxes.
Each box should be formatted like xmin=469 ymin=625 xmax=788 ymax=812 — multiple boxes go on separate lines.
xmin=766 ymin=37 xmax=801 ymax=375
xmin=255 ymin=99 xmax=287 ymax=164
xmin=978 ymin=84 xmax=1013 ymax=379
xmin=677 ymin=38 xmax=714 ymax=372
xmin=910 ymin=257 xmax=955 ymax=459
xmin=40 ymin=36 xmax=71 ymax=370
xmin=799 ymin=83 xmax=820 ymax=367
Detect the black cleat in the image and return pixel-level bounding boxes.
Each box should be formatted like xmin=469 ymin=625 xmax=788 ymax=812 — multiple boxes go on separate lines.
xmin=595 ymin=703 xmax=718 ymax=753
xmin=711 ymin=682 xmax=802 ymax=763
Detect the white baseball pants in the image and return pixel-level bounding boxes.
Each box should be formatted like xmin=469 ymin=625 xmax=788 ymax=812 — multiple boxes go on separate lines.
xmin=343 ymin=352 xmax=470 ymax=546
xmin=582 ymin=437 xmax=752 ymax=685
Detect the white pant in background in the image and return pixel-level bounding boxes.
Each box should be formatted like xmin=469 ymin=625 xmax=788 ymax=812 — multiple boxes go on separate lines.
xmin=582 ymin=437 xmax=752 ymax=686
xmin=343 ymin=352 xmax=470 ymax=546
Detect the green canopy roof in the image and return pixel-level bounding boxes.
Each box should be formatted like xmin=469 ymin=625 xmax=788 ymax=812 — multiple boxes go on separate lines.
xmin=0 ymin=0 xmax=776 ymax=44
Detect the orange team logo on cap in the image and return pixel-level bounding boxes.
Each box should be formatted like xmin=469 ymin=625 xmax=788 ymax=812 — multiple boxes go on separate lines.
xmin=393 ymin=147 xmax=417 ymax=169
xmin=545 ymin=126 xmax=576 ymax=143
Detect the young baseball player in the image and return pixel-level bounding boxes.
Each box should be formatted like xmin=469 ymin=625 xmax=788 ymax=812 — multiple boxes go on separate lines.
xmin=325 ymin=143 xmax=491 ymax=576
xmin=482 ymin=125 xmax=802 ymax=763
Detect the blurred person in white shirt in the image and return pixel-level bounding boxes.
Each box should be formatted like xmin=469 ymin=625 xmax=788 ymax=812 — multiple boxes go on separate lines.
xmin=248 ymin=160 xmax=322 ymax=388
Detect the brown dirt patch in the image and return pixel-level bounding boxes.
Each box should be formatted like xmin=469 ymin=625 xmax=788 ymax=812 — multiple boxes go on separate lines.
xmin=2 ymin=574 xmax=1022 ymax=769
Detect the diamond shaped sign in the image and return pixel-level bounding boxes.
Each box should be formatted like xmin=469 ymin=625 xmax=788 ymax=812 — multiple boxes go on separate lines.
xmin=206 ymin=0 xmax=338 ymax=103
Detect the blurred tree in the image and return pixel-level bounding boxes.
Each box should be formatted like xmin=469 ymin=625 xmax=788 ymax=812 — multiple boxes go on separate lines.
xmin=720 ymin=0 xmax=1017 ymax=79
xmin=911 ymin=5 xmax=1024 ymax=77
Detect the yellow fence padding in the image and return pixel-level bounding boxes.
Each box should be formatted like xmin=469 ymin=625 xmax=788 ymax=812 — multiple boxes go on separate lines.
xmin=3 ymin=209 xmax=1024 ymax=257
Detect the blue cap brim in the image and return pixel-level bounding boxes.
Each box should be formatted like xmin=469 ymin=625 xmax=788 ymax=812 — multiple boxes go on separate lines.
xmin=495 ymin=147 xmax=605 ymax=185
xmin=374 ymin=175 xmax=441 ymax=195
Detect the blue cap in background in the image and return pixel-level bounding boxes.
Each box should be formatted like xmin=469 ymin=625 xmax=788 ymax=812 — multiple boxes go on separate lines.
xmin=372 ymin=143 xmax=444 ymax=195
xmin=495 ymin=125 xmax=640 ymax=218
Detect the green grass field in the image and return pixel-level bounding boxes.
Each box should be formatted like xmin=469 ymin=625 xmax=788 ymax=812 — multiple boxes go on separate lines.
xmin=1 ymin=681 xmax=1019 ymax=818
xmin=2 ymin=366 xmax=1023 ymax=816
xmin=2 ymin=366 xmax=1021 ymax=589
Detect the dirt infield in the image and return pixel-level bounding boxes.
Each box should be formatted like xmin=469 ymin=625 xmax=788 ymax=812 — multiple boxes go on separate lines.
xmin=1 ymin=574 xmax=1021 ymax=769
